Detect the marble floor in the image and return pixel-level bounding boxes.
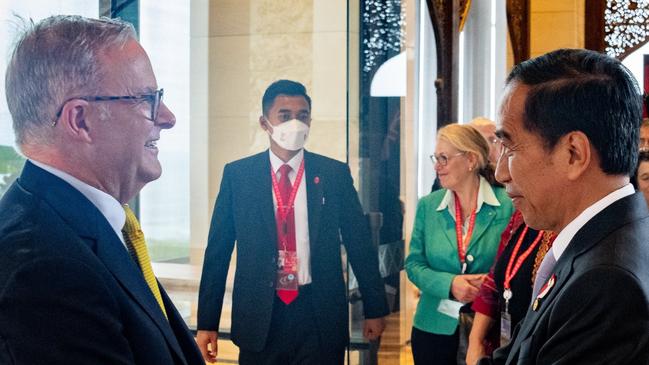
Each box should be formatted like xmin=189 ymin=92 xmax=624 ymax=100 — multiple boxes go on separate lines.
xmin=155 ymin=262 xmax=415 ymax=365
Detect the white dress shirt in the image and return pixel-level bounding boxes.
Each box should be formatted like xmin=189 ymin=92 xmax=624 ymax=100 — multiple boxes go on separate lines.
xmin=30 ymin=159 xmax=127 ymax=246
xmin=269 ymin=149 xmax=311 ymax=285
xmin=550 ymin=183 xmax=635 ymax=262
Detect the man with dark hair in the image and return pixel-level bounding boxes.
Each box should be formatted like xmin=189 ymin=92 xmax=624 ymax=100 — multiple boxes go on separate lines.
xmin=0 ymin=15 xmax=203 ymax=364
xmin=196 ymin=79 xmax=388 ymax=364
xmin=479 ymin=48 xmax=649 ymax=364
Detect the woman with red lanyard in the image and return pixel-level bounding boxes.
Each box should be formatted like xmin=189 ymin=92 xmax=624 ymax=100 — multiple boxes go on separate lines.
xmin=406 ymin=124 xmax=514 ymax=365
xmin=465 ymin=211 xmax=556 ymax=365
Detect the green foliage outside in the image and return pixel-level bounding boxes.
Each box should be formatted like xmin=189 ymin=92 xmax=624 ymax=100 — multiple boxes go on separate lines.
xmin=148 ymin=238 xmax=190 ymax=263
xmin=0 ymin=145 xmax=24 ymax=197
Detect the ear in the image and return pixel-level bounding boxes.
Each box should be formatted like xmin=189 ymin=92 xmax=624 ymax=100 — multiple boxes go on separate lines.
xmin=562 ymin=131 xmax=591 ymax=181
xmin=466 ymin=152 xmax=479 ymax=170
xmin=58 ymin=99 xmax=93 ymax=143
xmin=259 ymin=115 xmax=271 ymax=132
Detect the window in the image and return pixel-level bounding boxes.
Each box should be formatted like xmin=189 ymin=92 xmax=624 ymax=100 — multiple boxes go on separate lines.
xmin=138 ymin=0 xmax=191 ymax=263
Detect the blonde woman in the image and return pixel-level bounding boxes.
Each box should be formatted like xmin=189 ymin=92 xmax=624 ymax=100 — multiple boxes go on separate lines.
xmin=406 ymin=124 xmax=513 ymax=364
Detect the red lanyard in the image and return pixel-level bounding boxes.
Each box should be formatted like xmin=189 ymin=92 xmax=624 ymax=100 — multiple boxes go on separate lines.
xmin=270 ymin=160 xmax=305 ymax=221
xmin=453 ymin=192 xmax=477 ymax=272
xmin=503 ymin=226 xmax=544 ymax=291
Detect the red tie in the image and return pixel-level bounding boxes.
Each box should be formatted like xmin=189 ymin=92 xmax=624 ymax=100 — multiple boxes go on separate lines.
xmin=276 ymin=164 xmax=298 ymax=304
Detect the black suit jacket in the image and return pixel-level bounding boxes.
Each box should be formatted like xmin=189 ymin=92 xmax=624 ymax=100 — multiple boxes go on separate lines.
xmin=0 ymin=161 xmax=203 ymax=365
xmin=197 ymin=150 xmax=389 ymax=351
xmin=480 ymin=192 xmax=649 ymax=365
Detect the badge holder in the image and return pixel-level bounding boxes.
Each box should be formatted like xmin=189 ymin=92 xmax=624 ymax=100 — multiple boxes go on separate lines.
xmin=500 ymin=289 xmax=512 ymax=346
xmin=276 ymin=250 xmax=299 ymax=291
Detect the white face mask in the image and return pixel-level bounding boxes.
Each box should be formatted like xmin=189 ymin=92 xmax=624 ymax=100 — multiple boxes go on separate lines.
xmin=266 ymin=118 xmax=310 ymax=151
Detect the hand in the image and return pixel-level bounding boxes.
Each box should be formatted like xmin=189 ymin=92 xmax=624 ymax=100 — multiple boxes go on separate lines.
xmin=466 ymin=338 xmax=487 ymax=365
xmin=363 ymin=317 xmax=386 ymax=341
xmin=451 ymin=274 xmax=484 ymax=303
xmin=196 ymin=330 xmax=219 ymax=363
xmin=467 ymin=274 xmax=486 ymax=288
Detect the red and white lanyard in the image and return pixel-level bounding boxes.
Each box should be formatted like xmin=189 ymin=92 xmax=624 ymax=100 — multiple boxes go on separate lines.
xmin=454 ymin=192 xmax=477 ymax=273
xmin=270 ymin=161 xmax=305 ymax=226
xmin=502 ymin=226 xmax=544 ymax=311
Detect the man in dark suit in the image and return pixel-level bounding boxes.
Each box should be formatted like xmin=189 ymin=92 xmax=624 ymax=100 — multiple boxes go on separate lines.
xmin=480 ymin=49 xmax=649 ymax=364
xmin=196 ymin=80 xmax=389 ymax=364
xmin=0 ymin=15 xmax=203 ymax=364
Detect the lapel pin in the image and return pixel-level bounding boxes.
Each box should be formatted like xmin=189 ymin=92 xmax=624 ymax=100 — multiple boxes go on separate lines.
xmin=314 ymin=176 xmax=320 ymax=184
xmin=532 ymin=274 xmax=557 ymax=311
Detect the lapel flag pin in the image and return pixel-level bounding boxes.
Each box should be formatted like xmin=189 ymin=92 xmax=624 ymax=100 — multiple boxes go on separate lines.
xmin=532 ymin=274 xmax=557 ymax=311
xmin=314 ymin=176 xmax=320 ymax=184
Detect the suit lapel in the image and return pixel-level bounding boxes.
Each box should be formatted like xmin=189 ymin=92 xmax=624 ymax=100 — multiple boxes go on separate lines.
xmin=467 ymin=204 xmax=496 ymax=251
xmin=506 ymin=256 xmax=573 ymax=363
xmin=507 ymin=193 xmax=648 ymax=363
xmin=435 ymin=195 xmax=457 ymax=251
xmin=251 ymin=151 xmax=278 ymax=248
xmin=305 ymin=151 xmax=323 ymax=246
xmin=93 ymin=229 xmax=186 ymax=363
xmin=19 ymin=162 xmax=186 ymax=363
xmin=439 ymin=201 xmax=497 ymax=262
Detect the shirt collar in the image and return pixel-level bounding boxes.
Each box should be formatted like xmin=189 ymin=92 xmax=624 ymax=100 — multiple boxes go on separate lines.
xmin=29 ymin=159 xmax=126 ymax=243
xmin=269 ymin=148 xmax=304 ymax=174
xmin=436 ymin=176 xmax=501 ymax=216
xmin=550 ymin=183 xmax=635 ymax=261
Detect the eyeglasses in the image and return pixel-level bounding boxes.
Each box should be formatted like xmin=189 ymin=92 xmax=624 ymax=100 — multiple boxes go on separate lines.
xmin=430 ymin=152 xmax=466 ymax=166
xmin=486 ymin=136 xmax=500 ymax=145
xmin=52 ymin=88 xmax=164 ymax=126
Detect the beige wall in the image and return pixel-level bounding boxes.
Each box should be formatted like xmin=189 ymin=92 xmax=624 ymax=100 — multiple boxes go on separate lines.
xmin=530 ymin=0 xmax=585 ymax=58
xmin=189 ymin=0 xmax=350 ymax=264
xmin=208 ymin=0 xmax=348 ymax=193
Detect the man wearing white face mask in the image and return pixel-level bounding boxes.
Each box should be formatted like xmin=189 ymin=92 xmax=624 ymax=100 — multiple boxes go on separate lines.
xmin=196 ymin=80 xmax=389 ymax=365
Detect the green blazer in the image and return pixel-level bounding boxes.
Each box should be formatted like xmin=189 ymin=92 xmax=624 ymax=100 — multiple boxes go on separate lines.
xmin=405 ymin=183 xmax=513 ymax=335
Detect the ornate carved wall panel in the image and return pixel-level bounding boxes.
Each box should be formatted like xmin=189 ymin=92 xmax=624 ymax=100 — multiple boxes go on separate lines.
xmin=427 ymin=0 xmax=459 ymax=127
xmin=586 ymin=0 xmax=649 ymax=60
xmin=507 ymin=0 xmax=530 ymax=65
xmin=585 ymin=0 xmax=607 ymax=52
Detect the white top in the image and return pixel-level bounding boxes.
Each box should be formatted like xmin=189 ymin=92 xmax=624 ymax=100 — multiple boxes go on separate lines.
xmin=30 ymin=159 xmax=126 ymax=246
xmin=550 ymin=183 xmax=635 ymax=262
xmin=268 ymin=149 xmax=311 ymax=285
xmin=436 ymin=176 xmax=501 ymax=233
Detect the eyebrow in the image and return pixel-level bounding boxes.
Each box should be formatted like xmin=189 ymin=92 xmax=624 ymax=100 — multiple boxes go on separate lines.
xmin=277 ymin=108 xmax=310 ymax=114
xmin=142 ymin=86 xmax=159 ymax=94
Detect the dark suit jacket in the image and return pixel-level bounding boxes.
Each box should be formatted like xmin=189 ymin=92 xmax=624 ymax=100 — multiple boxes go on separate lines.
xmin=480 ymin=192 xmax=649 ymax=365
xmin=197 ymin=150 xmax=389 ymax=352
xmin=0 ymin=161 xmax=203 ymax=365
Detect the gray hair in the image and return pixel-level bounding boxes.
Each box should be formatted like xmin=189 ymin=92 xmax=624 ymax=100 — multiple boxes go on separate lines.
xmin=5 ymin=15 xmax=136 ymax=146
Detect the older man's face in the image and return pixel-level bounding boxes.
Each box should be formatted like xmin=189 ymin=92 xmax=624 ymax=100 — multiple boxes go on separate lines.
xmin=473 ymin=124 xmax=500 ymax=164
xmin=90 ymin=39 xmax=175 ymax=199
xmin=495 ymin=84 xmax=564 ymax=231
xmin=640 ymin=125 xmax=649 ymax=152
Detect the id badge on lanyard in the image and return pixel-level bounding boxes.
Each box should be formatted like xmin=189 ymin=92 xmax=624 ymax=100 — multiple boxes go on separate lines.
xmin=276 ymin=250 xmax=299 ymax=290
xmin=500 ymin=311 xmax=512 ymax=346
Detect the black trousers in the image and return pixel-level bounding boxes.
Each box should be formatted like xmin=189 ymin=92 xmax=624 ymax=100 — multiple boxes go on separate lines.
xmin=239 ymin=285 xmax=345 ymax=365
xmin=411 ymin=326 xmax=459 ymax=365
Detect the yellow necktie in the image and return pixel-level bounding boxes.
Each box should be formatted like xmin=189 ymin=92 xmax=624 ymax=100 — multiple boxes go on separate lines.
xmin=122 ymin=205 xmax=167 ymax=318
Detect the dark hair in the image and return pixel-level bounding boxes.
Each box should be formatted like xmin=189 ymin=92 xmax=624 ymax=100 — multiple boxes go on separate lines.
xmin=506 ymin=49 xmax=642 ymax=175
xmin=261 ymin=79 xmax=311 ymax=116
xmin=632 ymin=151 xmax=649 ymax=189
